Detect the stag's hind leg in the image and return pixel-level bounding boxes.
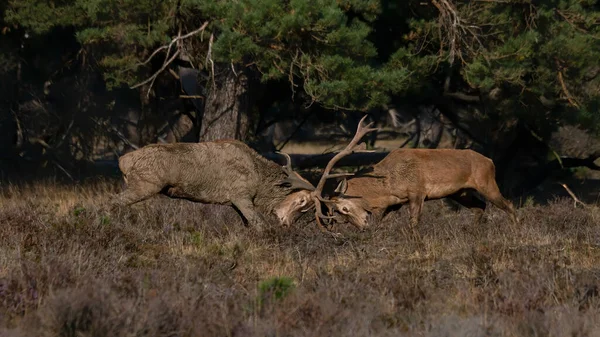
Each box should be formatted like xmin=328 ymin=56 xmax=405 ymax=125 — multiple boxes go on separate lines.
xmin=477 ymin=182 xmax=518 ymax=225
xmin=231 ymin=197 xmax=268 ymax=231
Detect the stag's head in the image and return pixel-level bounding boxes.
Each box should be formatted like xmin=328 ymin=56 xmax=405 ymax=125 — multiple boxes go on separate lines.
xmin=309 ymin=115 xmax=379 ymax=231
xmin=275 ymin=190 xmax=313 ymax=226
xmin=328 ymin=178 xmax=372 ymax=230
xmin=274 ymin=152 xmax=316 ymax=226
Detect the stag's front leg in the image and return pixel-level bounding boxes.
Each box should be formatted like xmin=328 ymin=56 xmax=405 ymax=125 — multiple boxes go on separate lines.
xmin=231 ymin=198 xmax=268 ymax=231
xmin=407 ymin=195 xmax=425 ymax=228
xmin=405 ymin=196 xmax=425 ymax=241
xmin=112 ymin=178 xmax=163 ymax=208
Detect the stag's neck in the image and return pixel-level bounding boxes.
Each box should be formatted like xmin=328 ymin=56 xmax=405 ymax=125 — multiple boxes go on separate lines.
xmin=234 ymin=146 xmax=305 ymax=215
xmin=345 ymin=175 xmax=391 ymax=211
xmin=253 ymin=165 xmax=293 ymax=214
xmin=222 ymin=143 xmax=293 ymax=214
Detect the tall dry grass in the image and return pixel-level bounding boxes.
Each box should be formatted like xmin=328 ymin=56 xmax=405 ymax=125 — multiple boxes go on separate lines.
xmin=1 ymin=179 xmax=600 ymax=336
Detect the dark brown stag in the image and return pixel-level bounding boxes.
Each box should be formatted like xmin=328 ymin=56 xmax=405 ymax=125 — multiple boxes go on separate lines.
xmin=311 ymin=120 xmax=518 ymax=230
xmin=114 ymin=139 xmax=316 ymax=229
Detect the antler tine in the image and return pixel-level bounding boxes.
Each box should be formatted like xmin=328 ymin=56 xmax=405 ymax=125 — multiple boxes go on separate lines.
xmin=353 ymin=115 xmax=378 ymax=142
xmin=275 ymin=151 xmax=316 ymax=191
xmin=316 ymin=194 xmax=337 ymax=203
xmin=309 ymin=114 xmax=378 ymax=231
xmin=315 ymin=202 xmax=335 ymax=219
xmin=324 ymin=172 xmax=356 ymax=179
xmin=313 ymin=115 xmax=379 ymax=193
xmin=276 ymin=151 xmax=293 ymax=171
xmin=314 ymin=197 xmax=335 ymax=232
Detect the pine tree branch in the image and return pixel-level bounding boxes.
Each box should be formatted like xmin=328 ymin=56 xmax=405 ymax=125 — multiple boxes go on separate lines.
xmin=556 ymin=9 xmax=600 ymax=40
xmin=136 ymin=21 xmax=209 ymax=68
xmin=431 ymin=0 xmax=485 ymax=65
xmin=557 ymin=67 xmax=581 ymax=109
xmin=90 ymin=117 xmax=139 ymax=150
xmin=131 ymin=21 xmax=209 ymax=97
xmin=136 ymin=49 xmax=181 ymax=96
xmin=206 ymin=33 xmax=215 ymax=89
xmin=289 ymin=49 xmax=299 ymax=100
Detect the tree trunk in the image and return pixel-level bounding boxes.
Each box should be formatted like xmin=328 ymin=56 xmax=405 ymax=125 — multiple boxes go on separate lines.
xmin=199 ymin=65 xmax=253 ymax=141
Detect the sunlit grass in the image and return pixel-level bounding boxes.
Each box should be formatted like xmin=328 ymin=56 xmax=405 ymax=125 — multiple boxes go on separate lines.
xmin=0 ymin=179 xmax=599 ymax=336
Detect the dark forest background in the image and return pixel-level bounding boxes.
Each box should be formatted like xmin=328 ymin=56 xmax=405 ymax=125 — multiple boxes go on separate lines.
xmin=1 ymin=0 xmax=600 ymax=200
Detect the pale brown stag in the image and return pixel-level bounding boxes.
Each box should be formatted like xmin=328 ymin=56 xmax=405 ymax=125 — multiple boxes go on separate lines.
xmin=311 ymin=122 xmax=518 ymax=230
xmin=114 ymin=139 xmax=316 ymax=230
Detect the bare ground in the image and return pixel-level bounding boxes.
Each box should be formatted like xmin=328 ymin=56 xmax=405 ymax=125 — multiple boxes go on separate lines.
xmin=1 ymin=179 xmax=600 ymax=336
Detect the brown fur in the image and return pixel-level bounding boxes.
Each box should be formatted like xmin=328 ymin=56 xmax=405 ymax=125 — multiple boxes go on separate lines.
xmin=332 ymin=148 xmax=518 ymax=229
xmin=115 ymin=140 xmax=313 ymax=229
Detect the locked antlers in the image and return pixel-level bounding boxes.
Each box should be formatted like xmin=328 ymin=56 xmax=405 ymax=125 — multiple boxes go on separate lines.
xmin=311 ymin=115 xmax=378 ymax=230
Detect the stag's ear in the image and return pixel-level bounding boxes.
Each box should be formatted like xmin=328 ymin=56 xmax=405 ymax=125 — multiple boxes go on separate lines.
xmin=335 ymin=179 xmax=348 ymax=195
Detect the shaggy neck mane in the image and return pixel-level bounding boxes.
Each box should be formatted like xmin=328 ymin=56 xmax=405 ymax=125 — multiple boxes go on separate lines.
xmin=245 ymin=147 xmax=297 ymax=214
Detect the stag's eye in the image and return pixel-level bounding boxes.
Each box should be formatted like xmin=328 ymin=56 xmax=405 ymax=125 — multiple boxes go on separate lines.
xmin=341 ymin=206 xmax=349 ymax=213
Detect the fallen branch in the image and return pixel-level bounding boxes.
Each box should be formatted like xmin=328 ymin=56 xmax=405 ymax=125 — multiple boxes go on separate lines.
xmin=264 ymin=151 xmax=389 ymax=169
xmin=77 ymin=151 xmax=389 ymax=172
xmin=444 ymin=91 xmax=481 ymax=103
xmin=179 ymin=95 xmax=205 ymax=99
xmin=558 ymin=155 xmax=600 ymax=171
xmin=559 ymin=183 xmax=587 ymax=208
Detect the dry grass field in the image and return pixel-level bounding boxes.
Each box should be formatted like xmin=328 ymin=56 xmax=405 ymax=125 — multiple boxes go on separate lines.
xmin=1 ymin=178 xmax=600 ymax=336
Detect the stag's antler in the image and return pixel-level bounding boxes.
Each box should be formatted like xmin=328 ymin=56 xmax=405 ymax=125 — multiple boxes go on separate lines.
xmin=311 ymin=115 xmax=379 ymax=231
xmin=276 ymin=151 xmax=316 ymax=191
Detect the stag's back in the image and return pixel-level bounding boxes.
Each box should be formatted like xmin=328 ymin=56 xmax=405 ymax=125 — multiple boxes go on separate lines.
xmin=369 ymin=148 xmax=495 ymax=197
xmin=118 ymin=140 xmax=285 ymax=203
